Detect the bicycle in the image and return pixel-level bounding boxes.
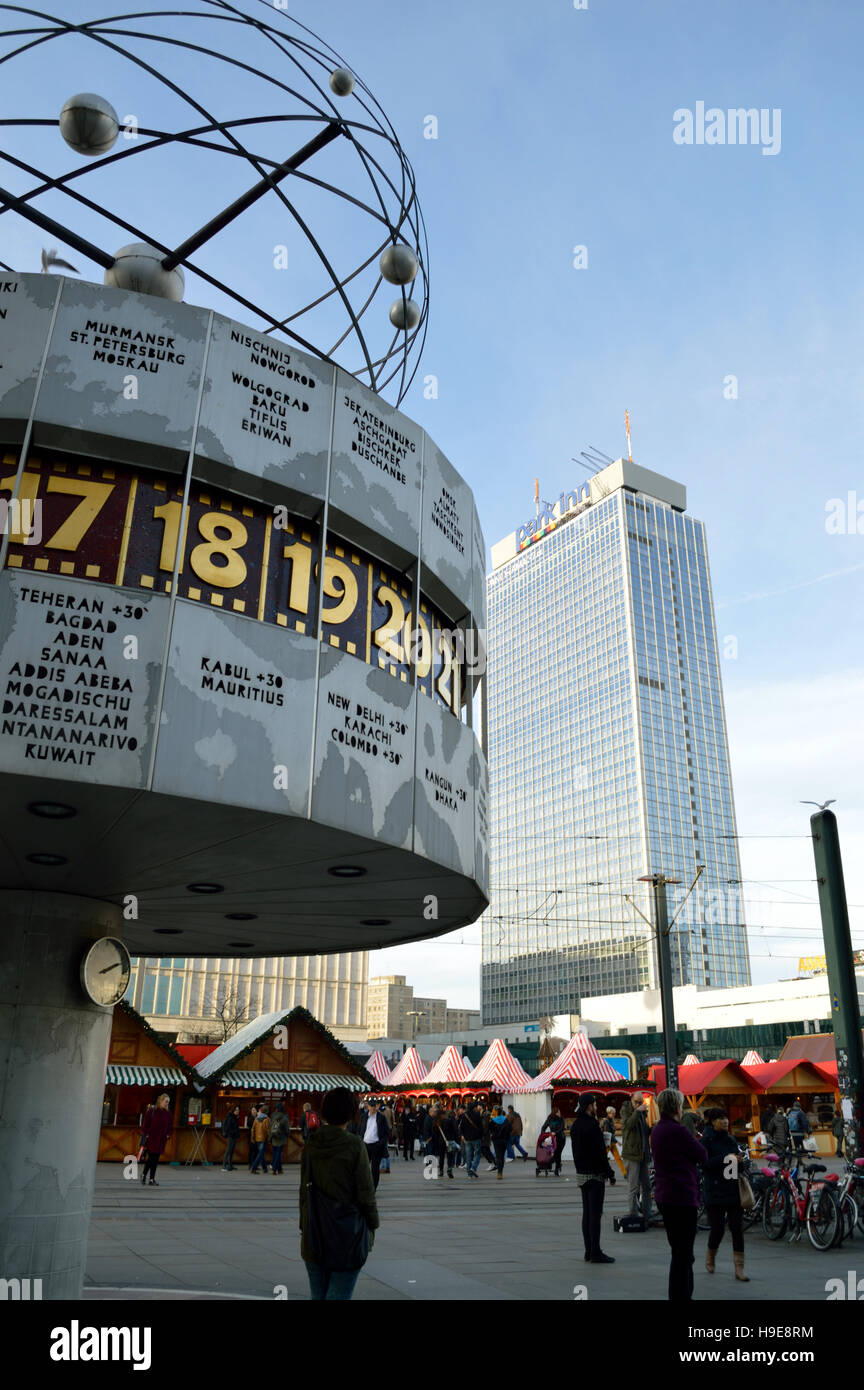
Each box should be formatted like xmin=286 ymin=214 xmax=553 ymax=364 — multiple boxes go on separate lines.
xmin=834 ymin=1157 xmax=864 ymax=1244
xmin=761 ymin=1149 xmax=841 ymax=1250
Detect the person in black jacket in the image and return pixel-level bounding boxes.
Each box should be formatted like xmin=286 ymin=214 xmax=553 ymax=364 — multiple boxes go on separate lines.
xmin=541 ymin=1107 xmax=566 ymax=1176
xmin=427 ymin=1105 xmax=458 ymax=1180
xmin=400 ymin=1100 xmax=417 ymax=1161
xmin=415 ymin=1104 xmax=430 ymax=1157
xmin=458 ymin=1102 xmax=484 ymax=1178
xmin=361 ymin=1100 xmax=390 ymax=1189
xmin=488 ymin=1107 xmax=513 ymax=1179
xmin=221 ymin=1104 xmax=240 ymax=1170
xmin=701 ymin=1106 xmax=749 ymax=1283
xmin=570 ymin=1093 xmax=617 ymax=1264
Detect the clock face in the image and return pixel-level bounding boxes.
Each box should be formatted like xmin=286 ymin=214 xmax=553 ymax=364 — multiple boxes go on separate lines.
xmin=81 ymin=937 xmax=132 ymax=1007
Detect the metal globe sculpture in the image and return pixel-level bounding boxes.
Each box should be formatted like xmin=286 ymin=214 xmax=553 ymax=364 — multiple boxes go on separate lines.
xmin=104 ymin=242 xmax=185 ymax=299
xmin=58 ymin=92 xmax=120 ymax=155
xmin=0 ymin=1 xmax=428 ymax=403
xmin=389 ymin=296 xmax=422 ymax=331
xmin=329 ymin=67 xmax=356 ymax=97
xmin=380 ymin=243 xmax=420 ymax=286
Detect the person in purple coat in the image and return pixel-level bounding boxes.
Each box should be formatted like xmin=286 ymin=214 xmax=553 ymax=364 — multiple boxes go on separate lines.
xmin=649 ymin=1088 xmax=708 ymax=1301
xmin=139 ymin=1093 xmax=173 ymax=1187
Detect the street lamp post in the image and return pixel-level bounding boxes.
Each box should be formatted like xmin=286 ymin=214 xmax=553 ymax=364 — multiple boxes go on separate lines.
xmin=406 ymin=1010 xmax=425 ymax=1040
xmin=639 ymin=875 xmax=681 ymax=1094
xmin=627 ymin=868 xmax=704 ymax=1096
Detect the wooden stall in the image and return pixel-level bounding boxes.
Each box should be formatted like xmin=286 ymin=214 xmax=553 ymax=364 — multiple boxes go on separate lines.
xmin=195 ymin=1006 xmax=375 ymax=1165
xmin=98 ymin=1000 xmax=192 ymax=1162
xmin=98 ymin=1003 xmax=374 ymax=1164
xmin=649 ymin=1061 xmax=757 ymax=1138
xmin=743 ymin=1058 xmax=841 ymax=1156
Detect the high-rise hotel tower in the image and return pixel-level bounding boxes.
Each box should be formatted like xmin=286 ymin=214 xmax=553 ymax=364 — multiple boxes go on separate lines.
xmin=482 ymin=458 xmax=750 ymax=1025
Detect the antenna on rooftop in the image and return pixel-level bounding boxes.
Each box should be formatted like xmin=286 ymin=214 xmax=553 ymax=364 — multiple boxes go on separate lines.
xmin=625 ymin=410 xmax=632 ymax=462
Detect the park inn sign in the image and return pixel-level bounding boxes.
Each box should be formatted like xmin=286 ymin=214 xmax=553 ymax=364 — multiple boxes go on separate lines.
xmin=517 ymin=483 xmax=591 ymax=550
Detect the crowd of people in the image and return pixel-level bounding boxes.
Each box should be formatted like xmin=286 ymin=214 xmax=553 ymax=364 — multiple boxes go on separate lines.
xmin=298 ymin=1085 xmax=792 ymax=1301
xmin=137 ymin=1082 xmax=845 ymax=1302
xmin=353 ymin=1097 xmax=532 ymax=1183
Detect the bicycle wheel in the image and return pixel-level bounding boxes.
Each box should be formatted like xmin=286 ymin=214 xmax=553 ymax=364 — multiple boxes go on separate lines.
xmin=807 ymin=1186 xmax=840 ymax=1251
xmin=838 ymin=1192 xmax=857 ymax=1244
xmin=762 ymin=1182 xmax=789 ymax=1240
xmin=742 ymin=1193 xmax=763 ymax=1230
xmin=855 ymin=1186 xmax=864 ymax=1235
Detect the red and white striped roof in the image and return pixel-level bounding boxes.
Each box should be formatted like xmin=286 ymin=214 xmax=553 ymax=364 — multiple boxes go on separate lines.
xmin=742 ymin=1049 xmax=764 ymax=1067
xmin=386 ymin=1046 xmax=428 ymax=1086
xmin=682 ymin=1054 xmax=700 ymax=1067
xmin=465 ymin=1039 xmax=533 ymax=1092
xmin=365 ymin=1051 xmax=392 ymax=1084
xmin=530 ymin=1033 xmax=622 ymax=1090
xmin=423 ymin=1045 xmax=472 ymax=1085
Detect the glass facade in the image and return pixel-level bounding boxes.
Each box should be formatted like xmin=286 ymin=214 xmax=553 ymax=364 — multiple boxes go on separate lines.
xmin=482 ymin=473 xmax=750 ymax=1025
xmin=124 ymin=951 xmax=368 ymax=1037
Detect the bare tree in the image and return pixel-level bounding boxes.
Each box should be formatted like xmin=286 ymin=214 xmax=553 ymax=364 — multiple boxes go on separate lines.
xmin=206 ymin=985 xmax=261 ymax=1043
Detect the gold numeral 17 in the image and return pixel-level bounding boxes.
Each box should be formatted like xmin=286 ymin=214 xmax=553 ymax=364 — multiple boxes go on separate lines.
xmin=0 ymin=472 xmax=113 ymax=549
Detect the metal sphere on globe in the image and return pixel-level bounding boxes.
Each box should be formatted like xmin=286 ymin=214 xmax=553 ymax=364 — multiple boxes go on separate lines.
xmin=389 ymin=297 xmax=421 ymax=331
xmin=379 ymin=244 xmax=419 ymax=286
xmin=104 ymin=244 xmax=185 ymax=302
xmin=329 ymin=67 xmax=355 ymax=97
xmin=59 ymin=93 xmax=120 ymax=156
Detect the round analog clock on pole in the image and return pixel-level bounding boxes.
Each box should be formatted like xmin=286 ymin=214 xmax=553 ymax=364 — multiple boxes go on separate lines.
xmin=80 ymin=937 xmax=132 ymax=1007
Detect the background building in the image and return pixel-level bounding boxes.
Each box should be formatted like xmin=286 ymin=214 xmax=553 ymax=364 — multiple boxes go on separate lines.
xmin=127 ymin=952 xmax=368 ymax=1045
xmin=366 ymin=974 xmax=480 ymax=1039
xmin=483 ymin=458 xmax=751 ymax=1025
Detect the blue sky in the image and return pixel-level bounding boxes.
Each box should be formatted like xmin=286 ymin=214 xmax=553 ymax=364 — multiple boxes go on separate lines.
xmin=2 ymin=0 xmax=862 ymax=1006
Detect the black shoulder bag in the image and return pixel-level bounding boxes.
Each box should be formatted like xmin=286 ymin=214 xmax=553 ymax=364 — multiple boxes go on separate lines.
xmin=305 ymin=1174 xmax=370 ymax=1273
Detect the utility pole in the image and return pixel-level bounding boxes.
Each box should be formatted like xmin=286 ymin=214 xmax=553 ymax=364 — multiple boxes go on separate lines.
xmin=809 ymin=810 xmax=864 ymax=1154
xmin=626 ymin=874 xmax=681 ymax=1092
xmin=626 ymin=868 xmax=703 ymax=1094
xmin=641 ymin=875 xmax=680 ymax=1093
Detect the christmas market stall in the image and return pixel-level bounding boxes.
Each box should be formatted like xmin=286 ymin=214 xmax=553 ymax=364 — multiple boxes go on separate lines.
xmin=367 ymin=1046 xmax=479 ymax=1133
xmin=465 ymin=1038 xmax=534 ymax=1119
xmin=649 ymin=1060 xmax=756 ymax=1138
xmin=365 ymin=1051 xmax=394 ymax=1087
xmin=513 ymin=1032 xmax=655 ymax=1151
xmin=366 ymin=1044 xmax=429 ymax=1103
xmin=194 ymin=1007 xmax=374 ymax=1165
xmin=741 ymin=1058 xmax=841 ymax=1155
xmin=99 ymin=1000 xmax=194 ymax=1163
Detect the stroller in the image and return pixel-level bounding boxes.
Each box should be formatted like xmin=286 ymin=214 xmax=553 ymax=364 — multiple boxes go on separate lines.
xmin=535 ymin=1132 xmax=558 ymax=1177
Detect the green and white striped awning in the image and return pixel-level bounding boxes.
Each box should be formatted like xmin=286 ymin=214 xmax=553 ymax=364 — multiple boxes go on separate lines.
xmin=105 ymin=1065 xmax=186 ymax=1086
xmin=220 ymin=1071 xmax=368 ymax=1092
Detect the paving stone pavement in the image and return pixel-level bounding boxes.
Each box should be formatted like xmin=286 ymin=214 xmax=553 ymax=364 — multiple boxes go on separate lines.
xmin=84 ymin=1157 xmax=859 ymax=1302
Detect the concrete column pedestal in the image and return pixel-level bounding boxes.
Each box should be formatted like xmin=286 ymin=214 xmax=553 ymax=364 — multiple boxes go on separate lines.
xmin=0 ymin=891 xmax=122 ymax=1299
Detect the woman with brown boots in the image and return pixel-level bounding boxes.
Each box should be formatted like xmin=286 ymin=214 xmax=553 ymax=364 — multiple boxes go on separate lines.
xmin=701 ymin=1106 xmax=749 ymax=1283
